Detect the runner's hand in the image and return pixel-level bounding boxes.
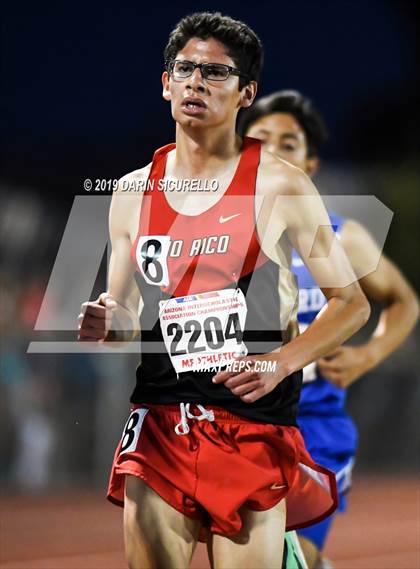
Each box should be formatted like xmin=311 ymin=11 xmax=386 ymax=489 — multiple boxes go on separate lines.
xmin=77 ymin=292 xmax=117 ymax=342
xmin=318 ymin=345 xmax=372 ymax=388
xmin=212 ymin=353 xmax=289 ymax=403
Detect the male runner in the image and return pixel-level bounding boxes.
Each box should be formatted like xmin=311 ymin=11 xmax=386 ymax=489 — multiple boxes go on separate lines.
xmin=239 ymin=89 xmax=419 ymax=568
xmin=78 ymin=14 xmax=370 ymax=569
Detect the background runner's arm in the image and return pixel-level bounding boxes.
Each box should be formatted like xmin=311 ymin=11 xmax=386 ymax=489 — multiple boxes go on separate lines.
xmin=317 ymin=220 xmax=419 ymax=387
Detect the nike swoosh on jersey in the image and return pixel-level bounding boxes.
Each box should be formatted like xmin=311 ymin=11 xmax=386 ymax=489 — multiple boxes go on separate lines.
xmin=219 ymin=213 xmax=241 ymax=223
xmin=270 ymin=483 xmax=287 ymax=490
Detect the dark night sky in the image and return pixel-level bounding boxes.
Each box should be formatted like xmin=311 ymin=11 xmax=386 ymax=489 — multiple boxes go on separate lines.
xmin=2 ymin=1 xmax=419 ymax=198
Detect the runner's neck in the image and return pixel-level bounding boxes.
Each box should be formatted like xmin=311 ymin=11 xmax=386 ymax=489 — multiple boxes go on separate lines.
xmin=173 ymin=125 xmax=240 ymax=179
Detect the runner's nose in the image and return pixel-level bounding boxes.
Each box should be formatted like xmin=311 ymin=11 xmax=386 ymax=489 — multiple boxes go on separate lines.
xmin=186 ymin=68 xmax=206 ymax=93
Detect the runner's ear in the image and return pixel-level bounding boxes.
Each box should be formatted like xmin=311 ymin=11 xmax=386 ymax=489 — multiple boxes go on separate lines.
xmin=239 ymin=81 xmax=257 ymax=109
xmin=162 ymin=71 xmax=171 ymax=101
xmin=306 ymin=157 xmax=319 ymax=177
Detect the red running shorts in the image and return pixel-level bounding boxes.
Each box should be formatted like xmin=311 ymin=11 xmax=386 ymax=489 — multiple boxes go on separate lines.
xmin=107 ymin=404 xmax=338 ymax=539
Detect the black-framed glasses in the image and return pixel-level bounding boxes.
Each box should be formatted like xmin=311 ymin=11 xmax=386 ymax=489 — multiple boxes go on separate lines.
xmin=166 ymin=59 xmax=248 ymax=82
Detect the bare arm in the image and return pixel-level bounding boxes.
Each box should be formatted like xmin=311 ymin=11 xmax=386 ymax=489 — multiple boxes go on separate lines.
xmin=272 ymin=170 xmax=371 ymax=375
xmin=318 ymin=220 xmax=419 ymax=387
xmin=105 ymin=188 xmax=142 ymax=342
xmin=78 ymin=170 xmax=149 ymax=344
xmin=214 ymin=162 xmax=370 ymax=402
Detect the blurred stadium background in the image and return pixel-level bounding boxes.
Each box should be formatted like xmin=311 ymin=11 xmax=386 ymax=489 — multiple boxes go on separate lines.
xmin=1 ymin=1 xmax=419 ymax=566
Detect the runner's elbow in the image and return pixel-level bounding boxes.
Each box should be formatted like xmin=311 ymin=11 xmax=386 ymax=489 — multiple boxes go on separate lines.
xmin=354 ymin=293 xmax=371 ymax=329
xmin=407 ymin=289 xmax=420 ymax=324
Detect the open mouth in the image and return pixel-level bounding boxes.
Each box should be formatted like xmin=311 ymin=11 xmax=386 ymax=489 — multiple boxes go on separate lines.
xmin=181 ymin=98 xmax=207 ymax=113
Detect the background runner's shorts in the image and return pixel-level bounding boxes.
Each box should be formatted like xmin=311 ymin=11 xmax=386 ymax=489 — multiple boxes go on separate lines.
xmin=107 ymin=404 xmax=338 ymax=539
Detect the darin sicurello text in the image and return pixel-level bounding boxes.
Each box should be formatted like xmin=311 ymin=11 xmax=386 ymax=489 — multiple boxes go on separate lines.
xmin=121 ymin=178 xmax=219 ymax=192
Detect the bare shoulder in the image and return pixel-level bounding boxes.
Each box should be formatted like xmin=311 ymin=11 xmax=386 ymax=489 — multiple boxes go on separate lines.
xmin=340 ymin=218 xmax=383 ymax=257
xmin=341 ymin=219 xmax=372 ymax=245
xmin=257 ymin=148 xmax=315 ymax=197
xmin=110 ymin=162 xmax=152 ymax=240
xmin=115 ymin=163 xmax=153 ymax=194
xmin=340 ymin=218 xmax=385 ymax=276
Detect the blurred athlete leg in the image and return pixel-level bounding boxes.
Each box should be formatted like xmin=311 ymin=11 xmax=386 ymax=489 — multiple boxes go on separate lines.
xmin=298 ymin=536 xmax=320 ymax=568
xmin=298 ymin=512 xmax=336 ymax=568
xmin=209 ymin=500 xmax=286 ymax=569
xmin=124 ymin=475 xmax=200 ymax=569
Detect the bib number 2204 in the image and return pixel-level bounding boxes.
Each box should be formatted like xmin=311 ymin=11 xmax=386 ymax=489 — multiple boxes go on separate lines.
xmin=167 ymin=313 xmax=242 ymax=356
xmin=159 ymin=288 xmax=248 ymax=373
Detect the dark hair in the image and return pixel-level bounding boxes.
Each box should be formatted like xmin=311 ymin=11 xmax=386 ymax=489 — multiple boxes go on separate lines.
xmin=237 ymin=90 xmax=329 ymax=157
xmin=164 ymin=12 xmax=263 ymax=90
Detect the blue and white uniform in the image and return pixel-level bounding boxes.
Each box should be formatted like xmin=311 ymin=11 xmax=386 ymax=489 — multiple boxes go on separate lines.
xmin=292 ymin=212 xmax=357 ymax=550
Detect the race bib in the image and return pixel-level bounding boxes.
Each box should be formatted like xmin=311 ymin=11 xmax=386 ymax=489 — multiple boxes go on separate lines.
xmin=136 ymin=235 xmax=170 ymax=287
xmin=120 ymin=408 xmax=149 ymax=455
xmin=159 ymin=288 xmax=248 ymax=373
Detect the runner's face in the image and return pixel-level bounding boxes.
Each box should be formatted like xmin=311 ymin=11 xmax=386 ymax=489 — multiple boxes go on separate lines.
xmin=247 ymin=112 xmax=314 ymax=173
xmin=162 ymin=37 xmax=254 ymax=129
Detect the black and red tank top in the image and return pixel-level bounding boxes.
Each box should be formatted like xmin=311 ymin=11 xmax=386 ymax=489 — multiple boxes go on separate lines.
xmin=129 ymin=137 xmax=302 ymax=425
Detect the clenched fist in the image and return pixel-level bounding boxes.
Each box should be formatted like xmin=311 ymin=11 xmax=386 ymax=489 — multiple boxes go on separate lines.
xmin=77 ymin=292 xmax=117 ymax=342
